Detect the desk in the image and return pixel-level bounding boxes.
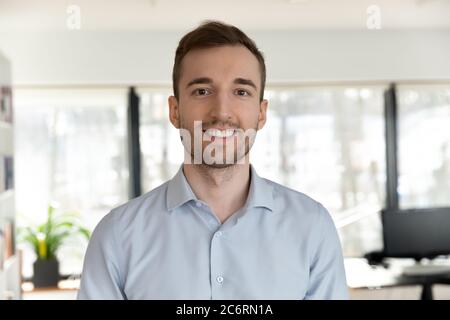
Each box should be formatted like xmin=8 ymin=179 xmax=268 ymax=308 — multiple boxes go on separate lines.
xmin=345 ymin=258 xmax=450 ymax=300
xmin=21 ymin=279 xmax=79 ymax=300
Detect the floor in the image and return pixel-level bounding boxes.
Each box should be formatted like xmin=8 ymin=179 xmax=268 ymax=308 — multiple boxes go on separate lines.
xmin=20 ymin=286 xmax=450 ymax=300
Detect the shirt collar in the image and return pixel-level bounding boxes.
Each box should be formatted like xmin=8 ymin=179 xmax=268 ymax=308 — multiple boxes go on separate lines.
xmin=166 ymin=164 xmax=275 ymax=213
xmin=245 ymin=165 xmax=275 ymax=212
xmin=166 ymin=164 xmax=197 ymax=212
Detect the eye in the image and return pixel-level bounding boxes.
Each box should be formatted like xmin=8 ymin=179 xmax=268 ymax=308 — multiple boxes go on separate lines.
xmin=193 ymin=88 xmax=211 ymax=96
xmin=235 ymin=89 xmax=251 ymax=97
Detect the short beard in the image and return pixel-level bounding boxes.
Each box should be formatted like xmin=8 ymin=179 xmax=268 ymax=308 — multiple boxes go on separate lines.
xmin=180 ymin=121 xmax=257 ymax=169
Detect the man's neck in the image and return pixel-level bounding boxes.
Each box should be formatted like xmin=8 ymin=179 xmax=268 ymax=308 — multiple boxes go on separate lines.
xmin=183 ymin=162 xmax=251 ymax=224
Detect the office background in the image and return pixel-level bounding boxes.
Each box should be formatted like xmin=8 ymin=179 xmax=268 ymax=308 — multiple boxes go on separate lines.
xmin=0 ymin=0 xmax=450 ymax=299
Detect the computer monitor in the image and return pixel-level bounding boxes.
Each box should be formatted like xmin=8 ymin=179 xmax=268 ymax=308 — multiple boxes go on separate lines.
xmin=382 ymin=207 xmax=450 ymax=260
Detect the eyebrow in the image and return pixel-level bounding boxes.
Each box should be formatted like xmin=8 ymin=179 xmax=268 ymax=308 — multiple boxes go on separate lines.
xmin=186 ymin=77 xmax=257 ymax=91
xmin=186 ymin=77 xmax=213 ymax=88
xmin=234 ymin=77 xmax=257 ymax=90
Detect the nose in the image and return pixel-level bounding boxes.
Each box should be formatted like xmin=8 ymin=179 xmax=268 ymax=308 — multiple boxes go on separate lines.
xmin=208 ymin=91 xmax=233 ymax=122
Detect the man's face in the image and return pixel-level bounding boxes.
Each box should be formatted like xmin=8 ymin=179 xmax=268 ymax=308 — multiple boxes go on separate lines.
xmin=168 ymin=45 xmax=268 ymax=167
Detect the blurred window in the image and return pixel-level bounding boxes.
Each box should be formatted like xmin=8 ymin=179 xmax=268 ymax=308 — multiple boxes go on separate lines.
xmin=14 ymin=88 xmax=129 ymax=277
xmin=397 ymin=85 xmax=450 ymax=209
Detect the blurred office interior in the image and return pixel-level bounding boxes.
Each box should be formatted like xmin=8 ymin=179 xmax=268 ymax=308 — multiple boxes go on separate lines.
xmin=0 ymin=0 xmax=449 ymax=300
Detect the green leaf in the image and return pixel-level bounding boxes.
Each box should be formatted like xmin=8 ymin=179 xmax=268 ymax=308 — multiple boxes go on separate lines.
xmin=17 ymin=203 xmax=91 ymax=259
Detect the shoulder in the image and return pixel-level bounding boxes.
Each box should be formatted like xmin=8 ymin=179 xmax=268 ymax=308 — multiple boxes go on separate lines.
xmin=261 ymin=178 xmax=341 ymax=260
xmin=265 ymin=178 xmax=329 ymax=221
xmin=92 ymin=181 xmax=170 ymax=236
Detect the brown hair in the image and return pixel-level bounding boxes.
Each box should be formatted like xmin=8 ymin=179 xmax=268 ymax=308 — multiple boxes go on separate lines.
xmin=172 ymin=20 xmax=266 ymax=102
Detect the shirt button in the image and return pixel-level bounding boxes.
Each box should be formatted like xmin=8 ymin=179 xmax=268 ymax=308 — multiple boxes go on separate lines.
xmin=215 ymin=231 xmax=223 ymax=237
xmin=216 ymin=276 xmax=224 ymax=284
xmin=195 ymin=201 xmax=202 ymax=208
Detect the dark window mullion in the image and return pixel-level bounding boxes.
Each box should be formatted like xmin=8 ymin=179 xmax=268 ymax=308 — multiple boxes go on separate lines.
xmin=127 ymin=86 xmax=142 ymax=199
xmin=384 ymin=83 xmax=399 ymax=211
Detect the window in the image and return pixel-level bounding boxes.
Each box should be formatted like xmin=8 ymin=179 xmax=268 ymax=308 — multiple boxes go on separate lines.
xmin=138 ymin=88 xmax=182 ymax=192
xmin=14 ymin=88 xmax=129 ymax=277
xmin=397 ymin=85 xmax=450 ymax=209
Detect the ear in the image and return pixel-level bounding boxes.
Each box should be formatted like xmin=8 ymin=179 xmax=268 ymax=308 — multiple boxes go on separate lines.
xmin=168 ymin=95 xmax=181 ymax=129
xmin=257 ymin=99 xmax=268 ymax=130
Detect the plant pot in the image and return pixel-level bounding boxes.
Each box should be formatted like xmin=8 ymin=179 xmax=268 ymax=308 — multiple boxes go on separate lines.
xmin=32 ymin=258 xmax=60 ymax=288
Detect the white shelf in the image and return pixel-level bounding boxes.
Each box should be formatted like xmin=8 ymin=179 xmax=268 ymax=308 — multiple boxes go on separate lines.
xmin=0 ymin=123 xmax=13 ymax=155
xmin=0 ymin=255 xmax=21 ymax=300
xmin=0 ymin=189 xmax=14 ymax=202
xmin=0 ymin=53 xmax=16 ymax=300
xmin=0 ymin=190 xmax=14 ymax=220
xmin=0 ymin=271 xmax=5 ymax=299
xmin=3 ymin=254 xmax=18 ymax=272
xmin=0 ymin=122 xmax=12 ymax=130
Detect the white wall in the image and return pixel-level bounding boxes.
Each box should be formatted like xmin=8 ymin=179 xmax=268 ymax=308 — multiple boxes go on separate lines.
xmin=0 ymin=29 xmax=449 ymax=85
xmin=258 ymin=30 xmax=450 ymax=83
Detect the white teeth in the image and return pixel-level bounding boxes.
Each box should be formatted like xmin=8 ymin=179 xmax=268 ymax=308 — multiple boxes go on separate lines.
xmin=225 ymin=129 xmax=235 ymax=137
xmin=205 ymin=129 xmax=235 ymax=138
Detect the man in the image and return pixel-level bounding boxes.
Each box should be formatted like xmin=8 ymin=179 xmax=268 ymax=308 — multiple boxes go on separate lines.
xmin=78 ymin=20 xmax=348 ymax=300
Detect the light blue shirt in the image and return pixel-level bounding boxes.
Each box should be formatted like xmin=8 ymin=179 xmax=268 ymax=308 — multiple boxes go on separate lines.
xmin=78 ymin=164 xmax=348 ymax=300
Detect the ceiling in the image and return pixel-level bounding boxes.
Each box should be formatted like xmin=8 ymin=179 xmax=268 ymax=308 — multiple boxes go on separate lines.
xmin=0 ymin=0 xmax=449 ymax=31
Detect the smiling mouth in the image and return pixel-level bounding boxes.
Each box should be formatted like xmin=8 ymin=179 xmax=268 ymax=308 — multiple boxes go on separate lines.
xmin=203 ymin=128 xmax=237 ymax=139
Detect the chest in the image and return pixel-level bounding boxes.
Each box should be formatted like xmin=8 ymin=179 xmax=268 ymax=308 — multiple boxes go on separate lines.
xmin=122 ymin=225 xmax=310 ymax=299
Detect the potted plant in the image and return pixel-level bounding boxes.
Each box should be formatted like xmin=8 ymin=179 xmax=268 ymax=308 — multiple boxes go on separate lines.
xmin=19 ymin=203 xmax=91 ymax=288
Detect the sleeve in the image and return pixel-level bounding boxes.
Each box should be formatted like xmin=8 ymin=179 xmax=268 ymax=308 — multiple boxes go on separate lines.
xmin=77 ymin=211 xmax=126 ymax=300
xmin=304 ymin=203 xmax=349 ymax=300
